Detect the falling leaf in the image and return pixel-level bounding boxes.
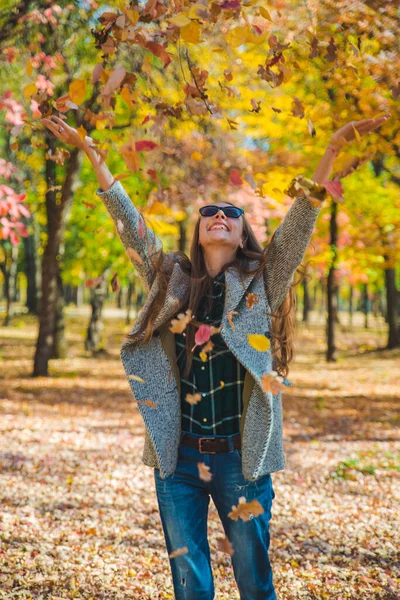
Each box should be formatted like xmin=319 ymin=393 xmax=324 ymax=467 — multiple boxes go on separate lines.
xmin=220 ymin=380 xmax=225 ymax=388
xmin=128 ymin=374 xmax=145 ymax=383
xmin=120 ymin=137 xmax=141 ymax=172
xmin=77 ymin=125 xmax=87 ymax=141
xmin=169 ymin=546 xmax=188 ymax=558
xmin=169 ymin=309 xmax=193 ymax=334
xmin=248 ymin=333 xmax=270 ymax=351
xmin=85 ymin=274 xmax=105 ymax=288
xmin=135 ymin=140 xmax=158 ymax=152
xmin=194 ymin=324 xmax=212 ymax=348
xmin=324 ymin=179 xmax=344 ymax=202
xmin=110 ymin=272 xmax=120 ymax=292
xmin=191 ymin=151 xmax=203 ymax=160
xmin=229 ymin=168 xmax=243 ymax=186
xmin=217 ymin=536 xmax=234 ymax=555
xmin=228 ymin=310 xmax=238 ymax=331
xmin=102 ymin=66 xmax=126 ymax=96
xmin=185 ymin=392 xmax=202 ymax=405
xmin=246 ymin=293 xmax=259 ymax=308
xmin=23 ymin=83 xmax=37 ymax=99
xmin=199 ymin=351 xmax=207 ymax=362
xmin=126 ymin=247 xmax=144 ymax=264
xmin=198 ymin=462 xmax=212 ymax=482
xmin=69 ymin=79 xmax=86 ymax=105
xmin=259 ymin=6 xmax=273 ymax=20
xmin=228 ymin=496 xmax=264 ymax=522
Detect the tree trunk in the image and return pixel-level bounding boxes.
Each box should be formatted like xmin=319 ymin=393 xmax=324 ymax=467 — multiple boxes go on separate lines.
xmin=178 ymin=218 xmax=187 ymax=253
xmin=326 ymin=199 xmax=338 ymax=362
xmin=0 ymin=243 xmax=18 ymax=326
xmin=33 ymin=141 xmax=82 ymax=376
xmin=126 ymin=279 xmax=134 ymax=325
xmin=348 ymin=284 xmax=353 ymax=330
xmin=385 ymin=265 xmax=399 ymax=348
xmin=52 ymin=267 xmax=68 ymax=358
xmin=23 ymin=229 xmax=40 ymax=314
xmin=302 ymin=276 xmax=310 ymax=323
xmin=363 ymin=283 xmax=369 ymax=329
xmin=85 ymin=269 xmax=110 ymax=353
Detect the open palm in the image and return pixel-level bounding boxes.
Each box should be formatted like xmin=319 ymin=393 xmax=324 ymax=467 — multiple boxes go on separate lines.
xmin=330 ymin=113 xmax=391 ymax=150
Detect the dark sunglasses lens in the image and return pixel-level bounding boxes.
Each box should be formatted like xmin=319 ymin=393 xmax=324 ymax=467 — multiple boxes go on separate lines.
xmin=224 ymin=207 xmax=242 ymax=217
xmin=201 ymin=206 xmax=218 ymax=216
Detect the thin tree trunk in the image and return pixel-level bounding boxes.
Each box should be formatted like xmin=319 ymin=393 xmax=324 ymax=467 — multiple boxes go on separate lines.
xmin=52 ymin=267 xmax=68 ymax=359
xmin=85 ymin=269 xmax=110 ymax=354
xmin=24 ymin=230 xmax=39 ymax=314
xmin=302 ymin=276 xmax=310 ymax=323
xmin=363 ymin=283 xmax=369 ymax=330
xmin=385 ymin=265 xmax=399 ymax=348
xmin=348 ymin=284 xmax=353 ymax=330
xmin=326 ymin=199 xmax=338 ymax=362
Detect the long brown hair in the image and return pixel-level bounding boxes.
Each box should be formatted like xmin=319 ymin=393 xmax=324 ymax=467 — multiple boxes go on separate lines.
xmin=127 ymin=202 xmax=308 ymax=379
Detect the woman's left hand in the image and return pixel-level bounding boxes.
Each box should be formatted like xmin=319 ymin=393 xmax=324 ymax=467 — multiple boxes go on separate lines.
xmin=329 ymin=113 xmax=391 ymax=151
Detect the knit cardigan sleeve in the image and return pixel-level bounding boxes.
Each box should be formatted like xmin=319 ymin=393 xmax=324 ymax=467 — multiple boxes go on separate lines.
xmin=263 ymin=194 xmax=323 ymax=313
xmin=96 ymin=180 xmax=163 ymax=292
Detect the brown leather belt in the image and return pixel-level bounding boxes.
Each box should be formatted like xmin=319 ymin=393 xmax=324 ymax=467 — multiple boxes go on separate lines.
xmin=181 ymin=433 xmax=241 ymax=454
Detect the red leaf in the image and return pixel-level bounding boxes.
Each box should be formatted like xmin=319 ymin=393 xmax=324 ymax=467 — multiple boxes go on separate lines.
xmin=324 ymin=179 xmax=344 ymax=199
xmin=194 ymin=324 xmax=212 ymax=347
xmin=135 ymin=140 xmax=158 ymax=152
xmin=229 ymin=168 xmax=243 ymax=186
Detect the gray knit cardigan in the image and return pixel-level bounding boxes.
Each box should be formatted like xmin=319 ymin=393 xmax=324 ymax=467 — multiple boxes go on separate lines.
xmin=97 ymin=181 xmax=322 ymax=480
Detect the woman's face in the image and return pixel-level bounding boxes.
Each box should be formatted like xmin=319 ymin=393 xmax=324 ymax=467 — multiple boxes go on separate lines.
xmin=198 ymin=202 xmax=245 ymax=252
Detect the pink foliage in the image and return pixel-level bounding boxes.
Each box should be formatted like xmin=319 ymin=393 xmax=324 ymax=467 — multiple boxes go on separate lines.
xmin=0 ymin=185 xmax=31 ymax=245
xmin=0 ymin=91 xmax=26 ymax=126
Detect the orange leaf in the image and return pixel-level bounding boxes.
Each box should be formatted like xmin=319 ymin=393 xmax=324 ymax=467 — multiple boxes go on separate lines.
xmin=246 ymin=293 xmax=259 ymax=308
xmin=169 ymin=309 xmax=193 ymax=333
xmin=169 ymin=546 xmax=188 ymax=558
xmin=227 ymin=310 xmax=238 ymax=331
xmin=185 ymin=392 xmax=202 ymax=405
xmin=228 ymin=496 xmax=264 ymax=522
xmin=217 ymin=536 xmax=234 ymax=555
xmin=198 ymin=462 xmax=212 ymax=482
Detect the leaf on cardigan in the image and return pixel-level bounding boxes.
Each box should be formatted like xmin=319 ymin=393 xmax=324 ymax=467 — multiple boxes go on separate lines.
xmin=261 ymin=371 xmax=286 ymax=393
xmin=136 ymin=398 xmax=158 ymax=408
xmin=228 ymin=496 xmax=264 ymax=522
xmin=227 ymin=310 xmax=238 ymax=331
xmin=248 ymin=333 xmax=270 ymax=352
xmin=126 ymin=246 xmax=144 ymax=265
xmin=198 ymin=462 xmax=212 ymax=482
xmin=246 ymin=293 xmax=259 ymax=309
xmin=169 ymin=308 xmax=193 ymax=333
xmin=128 ymin=374 xmax=145 ymax=383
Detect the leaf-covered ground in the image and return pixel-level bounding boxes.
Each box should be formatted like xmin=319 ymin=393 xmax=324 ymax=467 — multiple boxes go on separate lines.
xmin=0 ymin=312 xmax=399 ymax=599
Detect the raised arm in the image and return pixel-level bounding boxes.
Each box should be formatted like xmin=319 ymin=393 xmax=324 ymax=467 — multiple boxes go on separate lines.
xmin=41 ymin=115 xmax=163 ymax=292
xmin=264 ymin=114 xmax=391 ymax=313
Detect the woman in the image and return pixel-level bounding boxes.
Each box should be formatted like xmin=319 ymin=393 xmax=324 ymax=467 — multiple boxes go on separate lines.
xmin=42 ymin=113 xmax=389 ymax=600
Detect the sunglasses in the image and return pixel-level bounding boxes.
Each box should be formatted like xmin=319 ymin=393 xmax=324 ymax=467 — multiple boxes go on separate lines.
xmin=199 ymin=205 xmax=244 ymax=218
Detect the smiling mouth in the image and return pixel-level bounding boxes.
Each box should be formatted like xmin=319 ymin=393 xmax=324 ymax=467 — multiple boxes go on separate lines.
xmin=209 ymin=224 xmax=229 ymax=231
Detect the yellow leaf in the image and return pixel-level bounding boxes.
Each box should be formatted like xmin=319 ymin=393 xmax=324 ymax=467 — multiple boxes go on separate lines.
xmin=191 ymin=151 xmax=203 ymax=160
xmin=180 ymin=21 xmax=203 ymax=44
xmin=77 ymin=125 xmax=87 ymax=141
xmin=120 ymin=86 xmax=135 ymax=108
xmin=259 ymin=6 xmax=273 ymax=20
xmin=26 ymin=59 xmax=33 ymax=77
xmin=220 ymin=380 xmax=225 ymax=388
xmin=23 ymin=83 xmax=37 ymax=99
xmin=69 ymin=79 xmax=86 ymax=105
xmin=188 ymin=3 xmax=206 ymax=18
xmin=128 ymin=374 xmax=145 ymax=383
xmin=119 ymin=1 xmax=139 ymax=26
xmin=248 ymin=333 xmax=270 ymax=352
xmin=352 ymin=123 xmax=361 ymax=143
xmin=225 ymin=26 xmax=249 ymax=48
xmin=95 ymin=119 xmax=108 ymax=130
xmin=200 ymin=351 xmax=207 ymax=362
xmin=169 ymin=14 xmax=191 ymax=27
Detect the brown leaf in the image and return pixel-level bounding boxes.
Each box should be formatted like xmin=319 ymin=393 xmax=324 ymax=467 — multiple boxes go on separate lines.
xmin=169 ymin=546 xmax=188 ymax=558
xmin=227 ymin=310 xmax=238 ymax=331
xmin=217 ymin=536 xmax=234 ymax=555
xmin=228 ymin=496 xmax=264 ymax=522
xmin=246 ymin=293 xmax=259 ymax=309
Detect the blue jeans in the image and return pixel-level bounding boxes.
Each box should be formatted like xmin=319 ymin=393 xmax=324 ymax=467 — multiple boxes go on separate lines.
xmin=154 ymin=431 xmax=277 ymax=600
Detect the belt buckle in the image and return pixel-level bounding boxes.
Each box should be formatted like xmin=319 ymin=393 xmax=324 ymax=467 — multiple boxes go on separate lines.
xmin=199 ymin=437 xmax=218 ymax=454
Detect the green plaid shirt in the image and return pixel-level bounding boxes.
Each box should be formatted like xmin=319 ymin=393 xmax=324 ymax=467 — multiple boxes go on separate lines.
xmin=175 ymin=270 xmax=246 ymax=435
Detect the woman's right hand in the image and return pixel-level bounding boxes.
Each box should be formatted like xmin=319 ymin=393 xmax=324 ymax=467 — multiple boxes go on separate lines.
xmin=41 ymin=114 xmax=92 ymax=151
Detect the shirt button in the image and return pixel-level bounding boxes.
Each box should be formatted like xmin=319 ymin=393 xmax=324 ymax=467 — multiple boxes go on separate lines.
xmin=203 ymin=418 xmax=207 ymax=422
xmin=205 ymin=316 xmax=209 ymax=320
xmin=201 ymin=366 xmax=205 ymax=370
xmin=202 ymin=393 xmax=206 ymax=397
